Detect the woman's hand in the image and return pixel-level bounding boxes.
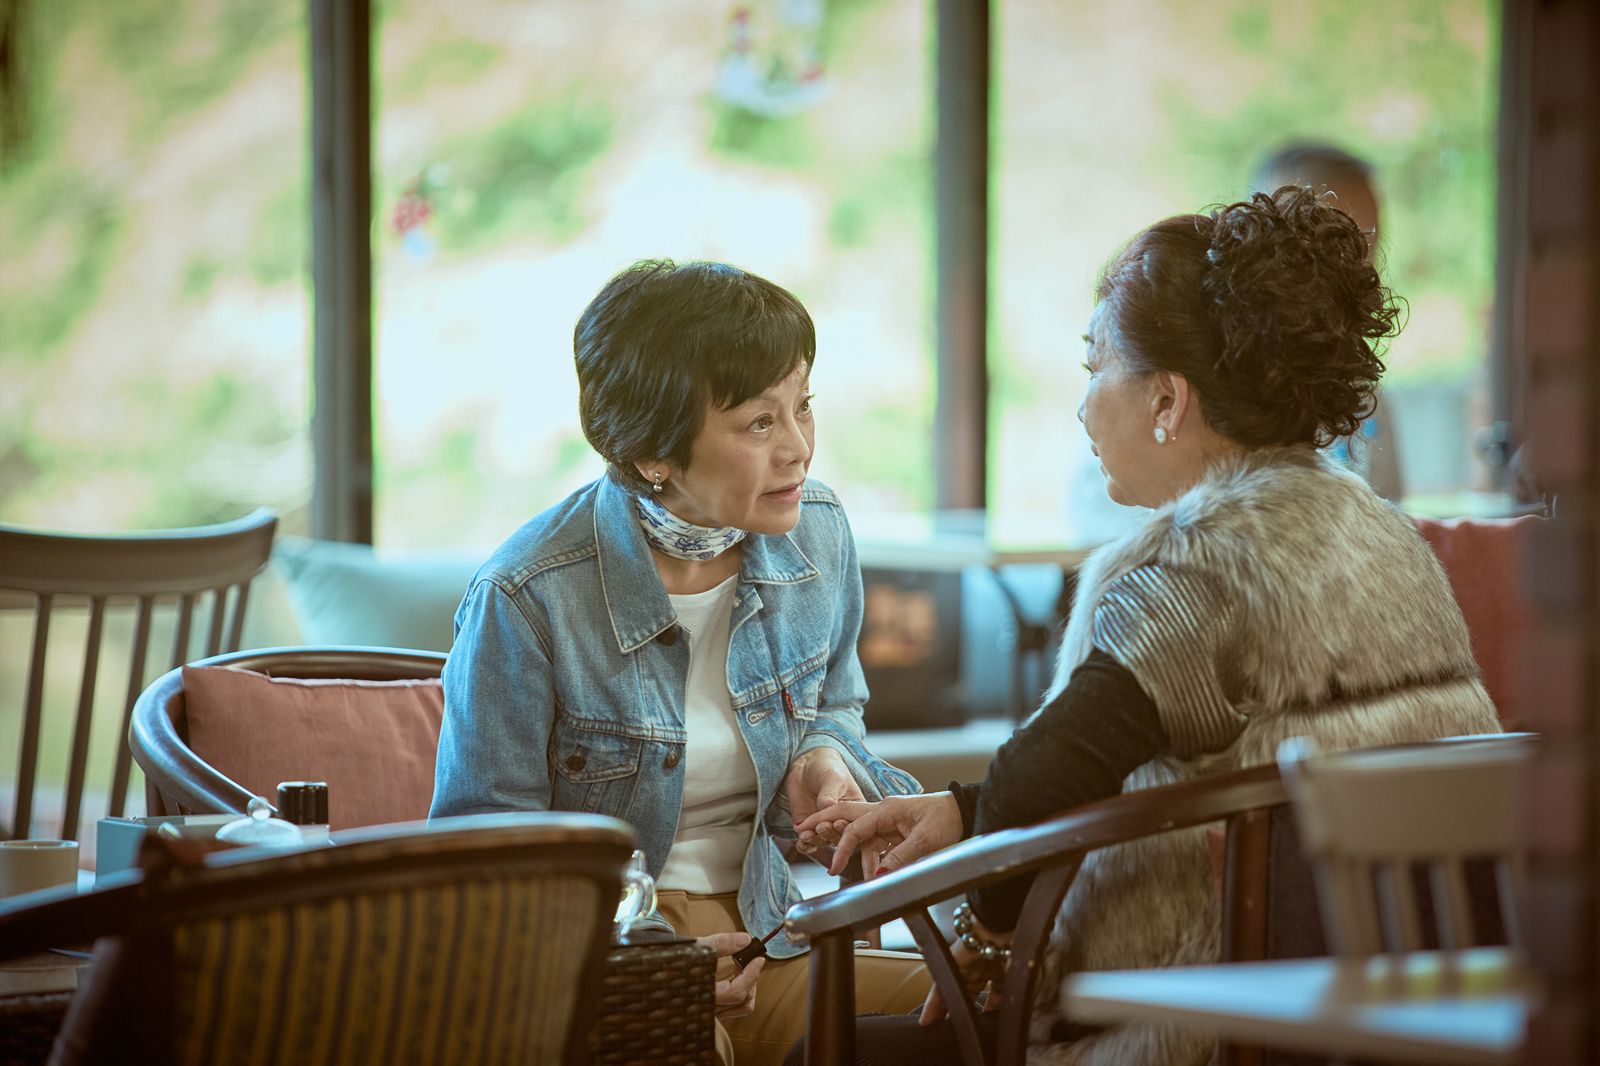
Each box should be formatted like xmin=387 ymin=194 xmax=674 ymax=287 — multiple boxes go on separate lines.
xmin=919 ymin=917 xmax=1013 ymax=1027
xmin=695 ymin=931 xmax=767 ymax=1019
xmin=784 ymin=748 xmax=865 ymax=854
xmin=795 ymin=792 xmax=964 ymax=877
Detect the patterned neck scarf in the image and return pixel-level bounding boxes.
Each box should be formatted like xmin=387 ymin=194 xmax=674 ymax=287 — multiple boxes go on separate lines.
xmin=636 ymin=493 xmax=747 ymax=561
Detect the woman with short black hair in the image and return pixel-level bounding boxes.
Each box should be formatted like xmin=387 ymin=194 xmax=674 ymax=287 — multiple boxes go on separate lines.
xmin=433 ymin=259 xmax=929 ymax=1066
xmin=792 ymin=188 xmax=1500 ymax=1065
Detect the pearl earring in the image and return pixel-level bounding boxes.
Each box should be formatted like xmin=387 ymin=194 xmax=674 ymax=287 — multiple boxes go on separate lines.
xmin=651 ymin=472 xmax=664 ymax=493
xmin=1154 ymin=426 xmax=1168 ymax=445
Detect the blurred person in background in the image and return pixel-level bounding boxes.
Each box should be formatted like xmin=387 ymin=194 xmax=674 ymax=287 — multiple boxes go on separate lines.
xmin=1255 ymin=142 xmax=1405 ymax=501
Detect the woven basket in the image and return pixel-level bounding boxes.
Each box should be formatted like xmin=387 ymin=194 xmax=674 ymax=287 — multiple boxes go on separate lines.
xmin=587 ymin=940 xmax=716 ymax=1066
xmin=0 ymin=990 xmax=73 ymax=1066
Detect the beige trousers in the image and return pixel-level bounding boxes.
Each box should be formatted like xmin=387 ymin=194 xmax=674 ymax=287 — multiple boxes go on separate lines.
xmin=655 ymin=890 xmax=929 ymax=1066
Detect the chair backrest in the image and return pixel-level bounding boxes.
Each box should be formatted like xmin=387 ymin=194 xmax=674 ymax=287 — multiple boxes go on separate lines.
xmin=1278 ymin=733 xmax=1533 ymax=956
xmin=130 ymin=646 xmax=447 ymax=824
xmin=1 ymin=812 xmax=634 ymax=1066
xmin=1412 ymin=514 xmax=1541 ymax=729
xmin=1 ymin=510 xmax=277 ymax=841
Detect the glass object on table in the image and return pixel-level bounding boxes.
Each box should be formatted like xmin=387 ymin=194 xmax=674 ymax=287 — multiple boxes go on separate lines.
xmin=612 ymin=849 xmax=657 ymax=937
xmin=213 ymin=797 xmax=303 ymax=849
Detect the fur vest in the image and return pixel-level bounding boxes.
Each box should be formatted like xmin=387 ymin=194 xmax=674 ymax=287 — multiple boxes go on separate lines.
xmin=1029 ymin=447 xmax=1501 ymax=1066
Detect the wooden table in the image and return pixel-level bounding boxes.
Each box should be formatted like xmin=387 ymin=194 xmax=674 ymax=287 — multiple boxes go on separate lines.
xmin=1062 ymin=947 xmax=1534 ymax=1065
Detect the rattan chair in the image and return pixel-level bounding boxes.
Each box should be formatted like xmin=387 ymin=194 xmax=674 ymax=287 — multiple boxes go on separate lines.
xmin=1 ymin=510 xmax=277 ymax=841
xmin=130 ymin=645 xmax=446 ymax=820
xmin=783 ymin=763 xmax=1292 ymax=1066
xmin=0 ymin=812 xmax=635 ymax=1065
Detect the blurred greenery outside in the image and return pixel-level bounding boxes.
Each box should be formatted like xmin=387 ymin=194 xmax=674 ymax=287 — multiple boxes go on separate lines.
xmin=1 ymin=0 xmax=1496 ymax=543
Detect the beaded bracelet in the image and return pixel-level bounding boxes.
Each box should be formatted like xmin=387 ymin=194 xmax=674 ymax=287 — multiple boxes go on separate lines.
xmin=952 ymin=900 xmax=1011 ymax=965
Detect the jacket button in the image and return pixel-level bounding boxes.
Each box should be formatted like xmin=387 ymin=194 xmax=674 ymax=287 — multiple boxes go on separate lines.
xmin=566 ymin=752 xmax=587 ymax=772
xmin=657 ymin=627 xmax=679 ymax=646
xmin=664 ymin=749 xmax=681 ymax=769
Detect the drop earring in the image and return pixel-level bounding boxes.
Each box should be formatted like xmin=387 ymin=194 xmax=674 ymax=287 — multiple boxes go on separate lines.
xmin=652 ymin=472 xmax=664 ymax=493
xmin=1154 ymin=426 xmax=1168 ymax=445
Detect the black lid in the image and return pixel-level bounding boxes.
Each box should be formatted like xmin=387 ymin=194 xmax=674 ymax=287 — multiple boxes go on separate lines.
xmin=276 ymin=781 xmax=329 ymax=826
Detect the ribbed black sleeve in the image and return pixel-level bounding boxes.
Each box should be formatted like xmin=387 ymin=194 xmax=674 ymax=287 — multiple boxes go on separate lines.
xmin=965 ymin=649 xmax=1168 ymax=932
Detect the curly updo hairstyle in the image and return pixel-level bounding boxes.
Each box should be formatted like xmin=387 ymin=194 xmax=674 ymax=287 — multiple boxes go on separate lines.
xmin=1096 ymin=184 xmax=1403 ymax=447
xmin=574 ymin=259 xmax=815 ymax=494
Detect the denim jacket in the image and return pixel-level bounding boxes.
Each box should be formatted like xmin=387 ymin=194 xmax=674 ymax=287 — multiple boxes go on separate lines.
xmin=431 ymin=475 xmax=920 ymax=958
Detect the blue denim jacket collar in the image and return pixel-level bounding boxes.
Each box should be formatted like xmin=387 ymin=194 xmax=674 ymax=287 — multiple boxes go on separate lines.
xmin=593 ymin=477 xmax=822 ymax=654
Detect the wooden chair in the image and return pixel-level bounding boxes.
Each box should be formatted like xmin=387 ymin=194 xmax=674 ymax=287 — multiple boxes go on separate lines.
xmin=1277 ymin=733 xmax=1532 ymax=956
xmin=783 ymin=763 xmax=1291 ymax=1066
xmin=129 ymin=646 xmax=446 ymax=820
xmin=0 ymin=812 xmax=634 ymax=1065
xmin=1 ymin=510 xmax=278 ymax=841
xmin=1411 ymin=515 xmax=1541 ymax=730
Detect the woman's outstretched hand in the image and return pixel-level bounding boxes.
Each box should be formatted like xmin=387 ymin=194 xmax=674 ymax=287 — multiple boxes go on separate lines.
xmin=794 ymin=792 xmax=964 ymax=878
xmin=919 ymin=920 xmax=1013 ymax=1026
xmin=784 ymin=748 xmax=865 ymax=855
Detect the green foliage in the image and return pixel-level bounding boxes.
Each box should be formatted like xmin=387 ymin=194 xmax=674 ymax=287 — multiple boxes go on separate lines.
xmin=552 ymin=433 xmax=595 ymax=480
xmin=827 ymin=150 xmax=928 ymax=248
xmin=180 ymin=254 xmax=222 ymax=299
xmin=246 ymin=180 xmax=311 ymax=286
xmin=0 ymin=196 xmax=120 ymax=362
xmin=96 ymin=0 xmax=296 ymax=139
xmin=837 ymin=398 xmax=934 ymax=511
xmin=386 ymin=37 xmax=500 ymax=105
xmin=709 ymin=106 xmax=817 ymax=169
xmin=425 ymin=95 xmax=615 ymax=251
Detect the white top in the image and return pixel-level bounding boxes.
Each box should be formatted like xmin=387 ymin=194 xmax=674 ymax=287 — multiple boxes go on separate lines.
xmin=656 ymin=574 xmax=759 ymax=894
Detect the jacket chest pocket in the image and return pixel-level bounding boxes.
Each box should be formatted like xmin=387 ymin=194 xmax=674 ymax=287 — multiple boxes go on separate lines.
xmin=785 ymin=670 xmax=823 ymax=722
xmin=758 ymin=667 xmax=821 ymax=727
xmin=551 ymin=721 xmax=644 ymax=815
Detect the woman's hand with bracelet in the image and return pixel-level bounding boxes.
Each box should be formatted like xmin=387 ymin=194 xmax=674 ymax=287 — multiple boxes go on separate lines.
xmin=920 ymin=901 xmax=1013 ymax=1026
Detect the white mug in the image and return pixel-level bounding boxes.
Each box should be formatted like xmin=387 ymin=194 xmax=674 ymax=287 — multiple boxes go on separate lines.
xmin=0 ymin=839 xmax=80 ymax=899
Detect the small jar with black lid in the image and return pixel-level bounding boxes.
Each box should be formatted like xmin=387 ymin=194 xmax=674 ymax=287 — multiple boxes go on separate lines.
xmin=276 ymin=781 xmax=330 ymax=844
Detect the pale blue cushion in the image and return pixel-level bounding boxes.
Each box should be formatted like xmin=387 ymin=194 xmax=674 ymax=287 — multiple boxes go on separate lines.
xmin=272 ymin=537 xmax=481 ymax=652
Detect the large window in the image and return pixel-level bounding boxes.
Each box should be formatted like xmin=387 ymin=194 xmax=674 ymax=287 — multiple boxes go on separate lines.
xmin=372 ymin=0 xmax=934 ymax=549
xmin=0 ymin=0 xmax=313 ymax=532
xmin=0 ymin=1 xmax=312 ymax=829
xmin=0 ymin=0 xmax=1505 ymax=545
xmin=993 ymin=0 xmax=1500 ymax=525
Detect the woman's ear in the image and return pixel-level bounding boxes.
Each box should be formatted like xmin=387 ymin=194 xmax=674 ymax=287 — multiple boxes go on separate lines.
xmin=1150 ymin=370 xmax=1194 ymax=439
xmin=634 ymin=458 xmax=681 ymax=491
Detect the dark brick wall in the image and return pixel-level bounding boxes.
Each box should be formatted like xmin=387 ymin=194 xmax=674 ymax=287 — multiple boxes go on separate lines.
xmin=1515 ymin=1 xmax=1598 ymax=1061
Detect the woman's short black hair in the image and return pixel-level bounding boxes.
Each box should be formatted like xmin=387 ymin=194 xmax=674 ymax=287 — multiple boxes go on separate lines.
xmin=574 ymin=259 xmax=816 ymax=493
xmin=1096 ymin=185 xmax=1403 ymax=448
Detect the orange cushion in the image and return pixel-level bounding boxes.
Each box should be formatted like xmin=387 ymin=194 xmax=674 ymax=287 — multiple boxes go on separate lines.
xmin=182 ymin=666 xmax=444 ymax=831
xmin=1412 ymin=514 xmax=1540 ymax=730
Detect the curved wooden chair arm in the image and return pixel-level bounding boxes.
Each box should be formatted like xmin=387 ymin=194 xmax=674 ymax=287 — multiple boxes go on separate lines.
xmin=129 ymin=645 xmax=448 ymax=818
xmin=786 ymin=762 xmax=1289 ymax=1066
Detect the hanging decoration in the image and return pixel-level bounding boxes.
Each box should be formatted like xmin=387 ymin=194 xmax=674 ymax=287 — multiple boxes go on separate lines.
xmin=390 ymin=165 xmax=446 ymax=261
xmin=715 ymin=0 xmax=829 ymax=118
